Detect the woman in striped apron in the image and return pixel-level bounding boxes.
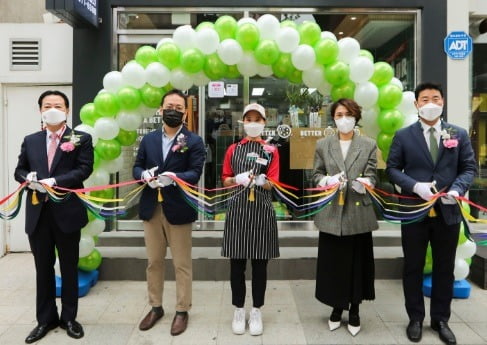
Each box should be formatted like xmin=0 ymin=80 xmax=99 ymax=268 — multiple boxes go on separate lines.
xmin=221 ymin=103 xmax=280 ymax=336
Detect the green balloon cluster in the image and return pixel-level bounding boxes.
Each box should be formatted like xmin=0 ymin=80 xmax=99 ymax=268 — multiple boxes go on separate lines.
xmin=78 ymin=248 xmax=102 ymax=272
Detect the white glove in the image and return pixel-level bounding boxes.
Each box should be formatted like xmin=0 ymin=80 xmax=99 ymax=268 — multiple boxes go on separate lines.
xmin=39 ymin=178 xmax=56 ymax=187
xmin=158 ymin=172 xmax=176 ymax=187
xmin=317 ymin=176 xmax=328 ymax=187
xmin=441 ymin=190 xmax=459 ymax=205
xmin=351 ymin=177 xmax=372 ymax=195
xmin=326 ymin=171 xmax=345 ymax=186
xmin=254 ymin=174 xmax=267 ymax=186
xmin=413 ymin=182 xmax=434 ymax=201
xmin=235 ymin=171 xmax=252 ymax=187
xmin=26 ymin=171 xmax=38 ymax=190
xmin=141 ymin=166 xmax=159 ymax=189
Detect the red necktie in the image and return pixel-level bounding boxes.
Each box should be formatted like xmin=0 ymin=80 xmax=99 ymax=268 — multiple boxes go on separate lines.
xmin=47 ymin=133 xmax=58 ymax=170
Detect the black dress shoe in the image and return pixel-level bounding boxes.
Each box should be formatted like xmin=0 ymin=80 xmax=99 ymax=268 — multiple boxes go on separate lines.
xmin=60 ymin=320 xmax=84 ymax=339
xmin=406 ymin=320 xmax=422 ymax=342
xmin=25 ymin=322 xmax=59 ymax=344
xmin=431 ymin=320 xmax=456 ymax=345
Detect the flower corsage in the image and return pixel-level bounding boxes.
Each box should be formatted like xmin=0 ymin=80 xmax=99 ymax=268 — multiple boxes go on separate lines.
xmin=439 ymin=128 xmax=458 ymax=149
xmin=172 ymin=133 xmax=188 ymax=153
xmin=60 ymin=133 xmax=82 ymax=152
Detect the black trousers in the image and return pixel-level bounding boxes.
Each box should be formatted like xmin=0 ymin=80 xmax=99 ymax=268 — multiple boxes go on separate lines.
xmin=401 ymin=214 xmax=459 ymax=322
xmin=28 ymin=202 xmax=81 ymax=324
xmin=230 ymin=259 xmax=268 ymax=308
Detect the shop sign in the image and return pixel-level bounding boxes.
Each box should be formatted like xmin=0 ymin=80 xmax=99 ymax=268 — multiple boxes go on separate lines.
xmin=46 ymin=0 xmax=99 ymax=28
xmin=444 ymin=31 xmax=472 ymax=60
xmin=226 ymin=84 xmax=238 ymax=96
xmin=74 ymin=0 xmax=98 ymax=27
xmin=208 ymin=81 xmax=225 ymax=98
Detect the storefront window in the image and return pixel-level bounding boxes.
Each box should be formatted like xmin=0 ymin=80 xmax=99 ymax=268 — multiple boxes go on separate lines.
xmin=114 ymin=8 xmax=418 ymax=228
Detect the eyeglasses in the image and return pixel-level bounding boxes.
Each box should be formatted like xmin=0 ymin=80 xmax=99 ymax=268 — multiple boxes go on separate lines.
xmin=164 ymin=104 xmax=185 ymax=112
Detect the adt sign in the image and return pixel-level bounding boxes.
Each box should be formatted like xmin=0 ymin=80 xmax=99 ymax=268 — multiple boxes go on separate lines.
xmin=444 ymin=31 xmax=472 ymax=60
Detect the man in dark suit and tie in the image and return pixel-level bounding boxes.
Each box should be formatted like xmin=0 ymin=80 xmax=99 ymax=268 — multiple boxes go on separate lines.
xmin=133 ymin=89 xmax=205 ymax=335
xmin=14 ymin=90 xmax=93 ymax=343
xmin=386 ymin=82 xmax=476 ymax=345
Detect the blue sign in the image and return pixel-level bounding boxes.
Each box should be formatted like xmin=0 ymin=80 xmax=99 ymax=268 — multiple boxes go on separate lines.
xmin=444 ymin=31 xmax=472 ymax=60
xmin=74 ymin=0 xmax=98 ymax=28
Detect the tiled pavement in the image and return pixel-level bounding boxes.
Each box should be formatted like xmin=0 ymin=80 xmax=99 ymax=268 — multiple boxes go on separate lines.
xmin=0 ymin=253 xmax=486 ymax=345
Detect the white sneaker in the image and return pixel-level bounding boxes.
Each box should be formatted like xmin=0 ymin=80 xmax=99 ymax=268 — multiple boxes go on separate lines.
xmin=248 ymin=307 xmax=263 ymax=336
xmin=232 ymin=308 xmax=246 ymax=335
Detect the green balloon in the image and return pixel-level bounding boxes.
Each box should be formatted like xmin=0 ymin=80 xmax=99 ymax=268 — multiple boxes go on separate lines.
xmin=298 ymin=22 xmax=321 ymax=46
xmin=377 ymin=109 xmax=404 ymax=134
xmin=94 ymin=92 xmax=120 ymax=117
xmin=461 ymin=200 xmax=471 ymax=215
xmin=280 ymin=20 xmax=297 ymax=29
xmin=181 ymin=48 xmax=205 ymax=74
xmin=93 ymin=151 xmax=101 ymax=170
xmin=376 ymin=131 xmax=394 ymax=152
xmin=423 ymin=254 xmax=433 ymax=274
xmin=236 ymin=23 xmax=260 ymax=51
xmin=359 ymin=49 xmax=374 ymax=62
xmin=163 ymin=83 xmax=173 ymax=93
xmin=90 ymin=188 xmax=115 ymax=200
xmin=378 ymin=84 xmax=403 ymax=109
xmin=226 ymin=64 xmax=241 ymax=79
xmin=458 ymin=223 xmax=468 ymax=245
xmin=465 ymin=258 xmax=472 ymax=266
xmin=196 ymin=21 xmax=214 ymax=31
xmin=140 ymin=84 xmax=165 ymax=108
xmin=156 ymin=42 xmax=181 ymax=69
xmin=95 ymin=139 xmax=122 ymax=161
xmin=116 ymin=128 xmax=137 ymax=146
xmin=214 ymin=15 xmax=237 ymax=41
xmin=117 ymin=86 xmax=142 ymax=110
xmin=87 ymin=210 xmax=96 ymax=222
xmin=272 ymin=53 xmax=293 ymax=78
xmin=254 ymin=39 xmax=280 ymax=65
xmin=314 ymin=39 xmax=339 ymax=65
xmin=325 ymin=61 xmax=350 ymax=86
xmin=78 ymin=248 xmax=102 ymax=271
xmin=370 ymin=62 xmax=394 ymax=86
xmin=204 ymin=53 xmax=228 ymax=80
xmin=287 ymin=67 xmax=303 ymax=84
xmin=80 ymin=103 xmax=102 ymax=126
xmin=331 ymin=81 xmax=356 ymax=101
xmin=135 ymin=45 xmax=157 ymax=68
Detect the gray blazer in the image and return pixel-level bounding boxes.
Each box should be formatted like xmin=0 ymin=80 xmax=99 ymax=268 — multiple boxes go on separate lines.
xmin=312 ymin=134 xmax=379 ymax=236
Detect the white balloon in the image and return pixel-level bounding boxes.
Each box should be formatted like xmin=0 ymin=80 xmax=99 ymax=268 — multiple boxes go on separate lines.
xmin=87 ymin=167 xmax=110 ymax=187
xmin=337 ymin=37 xmax=360 ymax=63
xmin=173 ymin=25 xmax=195 ymax=51
xmin=291 ymin=45 xmax=316 ymax=71
xmin=397 ymin=91 xmax=417 ymax=116
xmin=192 ymin=71 xmax=211 ymax=87
xmin=137 ymin=104 xmax=158 ymax=118
xmin=237 ymin=52 xmax=258 ymax=77
xmin=217 ymin=39 xmax=243 ymax=65
xmin=238 ymin=17 xmax=257 ymax=26
xmin=195 ymin=28 xmax=220 ymax=55
xmin=354 ymin=82 xmax=379 ymax=108
xmin=257 ymin=63 xmax=273 ymax=77
xmin=170 ymin=68 xmax=193 ymax=90
xmin=317 ymin=80 xmax=332 ymax=96
xmin=456 ymin=240 xmax=477 ymax=259
xmin=54 ymin=257 xmax=61 ymax=277
xmin=79 ymin=233 xmax=95 ymax=258
xmin=276 ymin=27 xmax=300 ymax=53
xmin=321 ymin=31 xmax=337 ymax=42
xmin=94 ymin=117 xmax=120 ymax=140
xmin=103 ymin=71 xmax=124 ymax=93
xmin=75 ymin=124 xmax=98 ymax=146
xmin=121 ymin=61 xmax=146 ymax=89
xmin=402 ymin=113 xmax=418 ymax=128
xmin=256 ymin=14 xmax=280 ymax=40
xmin=156 ymin=37 xmax=173 ymax=50
xmin=116 ymin=111 xmax=142 ymax=131
xmin=453 ymin=258 xmax=470 ymax=281
xmin=349 ymin=56 xmax=374 ymax=83
xmin=100 ymin=155 xmax=124 ymax=174
xmin=145 ymin=62 xmax=170 ymax=88
xmin=302 ymin=64 xmax=325 ymax=88
xmin=390 ymin=77 xmax=404 ymax=91
xmin=82 ymin=219 xmax=106 ymax=237
xmin=361 ymin=106 xmax=380 ymax=138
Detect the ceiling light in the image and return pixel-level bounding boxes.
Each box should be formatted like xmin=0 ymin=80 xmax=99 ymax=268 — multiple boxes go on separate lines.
xmin=338 ymin=31 xmax=344 ymax=35
xmin=251 ymin=88 xmax=265 ymax=96
xmin=350 ymin=16 xmax=357 ymax=21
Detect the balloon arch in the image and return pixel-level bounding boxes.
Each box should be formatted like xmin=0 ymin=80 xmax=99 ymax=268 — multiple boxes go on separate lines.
xmin=73 ymin=14 xmax=445 ymax=273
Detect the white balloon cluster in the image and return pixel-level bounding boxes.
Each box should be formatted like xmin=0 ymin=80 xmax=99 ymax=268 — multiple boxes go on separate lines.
xmin=454 ymin=240 xmax=477 ymax=280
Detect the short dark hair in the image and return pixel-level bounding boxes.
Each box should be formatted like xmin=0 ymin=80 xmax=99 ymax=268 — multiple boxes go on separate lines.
xmin=161 ymin=89 xmax=187 ymax=108
xmin=414 ymin=82 xmax=443 ymax=100
xmin=38 ymin=90 xmax=69 ymax=109
xmin=330 ymin=98 xmax=362 ymax=123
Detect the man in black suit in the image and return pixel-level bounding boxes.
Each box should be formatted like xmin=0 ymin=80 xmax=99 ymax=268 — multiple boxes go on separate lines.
xmin=387 ymin=82 xmax=476 ymax=345
xmin=133 ymin=89 xmax=205 ymax=335
xmin=15 ymin=90 xmax=93 ymax=343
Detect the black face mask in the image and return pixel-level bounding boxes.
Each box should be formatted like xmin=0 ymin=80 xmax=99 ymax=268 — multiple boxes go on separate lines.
xmin=162 ymin=109 xmax=184 ymax=128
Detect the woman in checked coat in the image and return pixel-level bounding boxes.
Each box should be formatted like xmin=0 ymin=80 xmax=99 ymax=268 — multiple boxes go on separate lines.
xmin=221 ymin=103 xmax=279 ymax=337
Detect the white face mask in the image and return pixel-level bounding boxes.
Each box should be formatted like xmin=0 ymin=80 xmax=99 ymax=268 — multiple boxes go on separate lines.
xmin=335 ymin=116 xmax=356 ymax=134
xmin=42 ymin=108 xmax=67 ymax=125
xmin=243 ymin=122 xmax=265 ymax=138
xmin=418 ymin=103 xmax=443 ymax=121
